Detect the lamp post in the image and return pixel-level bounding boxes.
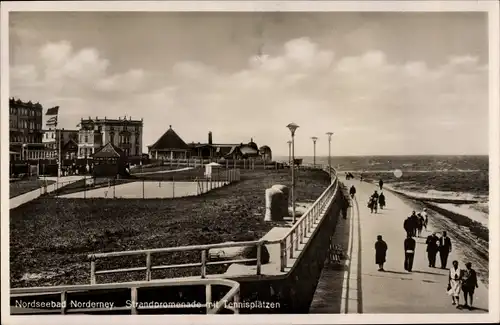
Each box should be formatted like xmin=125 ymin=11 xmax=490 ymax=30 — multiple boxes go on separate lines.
xmin=287 ymin=140 xmax=292 ymax=166
xmin=311 ymin=137 xmax=318 ymax=168
xmin=326 ymin=132 xmax=334 ymax=180
xmin=286 ymin=122 xmax=299 ymax=224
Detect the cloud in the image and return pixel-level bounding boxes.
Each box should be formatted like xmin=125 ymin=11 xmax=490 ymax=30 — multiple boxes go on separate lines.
xmin=10 ymin=37 xmax=488 ymax=156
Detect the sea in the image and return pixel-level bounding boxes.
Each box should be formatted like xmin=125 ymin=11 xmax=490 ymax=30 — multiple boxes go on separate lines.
xmin=275 ymin=155 xmax=489 ymax=225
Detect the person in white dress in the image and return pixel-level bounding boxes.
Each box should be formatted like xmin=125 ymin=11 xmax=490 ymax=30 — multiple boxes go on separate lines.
xmin=447 ymin=260 xmax=462 ymax=306
xmin=421 ymin=208 xmax=428 ymax=230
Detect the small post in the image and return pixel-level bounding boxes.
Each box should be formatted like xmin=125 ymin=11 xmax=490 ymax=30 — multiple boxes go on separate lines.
xmin=280 ymin=240 xmax=286 ymax=272
xmin=300 ymin=222 xmax=304 ymax=244
xmin=201 ymin=250 xmax=207 ymax=278
xmin=90 ymin=256 xmax=96 ymax=284
xmin=205 ymin=284 xmax=212 ymax=313
xmin=130 ymin=287 xmax=138 ymax=315
xmin=233 ymin=291 xmax=240 ymax=314
xmin=146 ymin=252 xmax=151 ymax=281
xmin=289 ymin=230 xmax=294 ymax=259
xmin=256 ymin=242 xmax=262 ymax=275
xmin=172 ymin=176 xmax=175 ymax=198
xmin=60 ymin=291 xmax=67 ymax=314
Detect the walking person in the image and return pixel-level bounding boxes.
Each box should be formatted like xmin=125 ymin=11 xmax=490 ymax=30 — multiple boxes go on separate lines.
xmin=378 ymin=192 xmax=386 ymax=209
xmin=375 ymin=235 xmax=388 ymax=271
xmin=439 ymin=231 xmax=452 ymax=269
xmin=349 ymin=185 xmax=356 ymax=199
xmin=461 ymin=262 xmax=479 ymax=310
xmin=403 ymin=234 xmax=416 ymax=272
xmin=403 ymin=216 xmax=413 ymax=237
xmin=426 ymin=232 xmax=439 ymax=267
xmin=421 ymin=208 xmax=429 ymax=230
xmin=416 ymin=213 xmax=424 ymax=237
xmin=409 ymin=211 xmax=419 ymax=237
xmin=447 ymin=260 xmax=462 ymax=307
xmin=369 ymin=190 xmax=379 ymax=214
xmin=378 ymin=179 xmax=384 ymax=190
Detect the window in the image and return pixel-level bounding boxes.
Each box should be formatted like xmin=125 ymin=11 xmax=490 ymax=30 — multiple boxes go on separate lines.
xmin=52 ymin=133 xmax=55 ymax=139
xmin=84 ymin=135 xmax=88 ymax=142
xmin=136 ymin=146 xmax=140 ymax=154
xmin=110 ymin=133 xmax=115 ymax=143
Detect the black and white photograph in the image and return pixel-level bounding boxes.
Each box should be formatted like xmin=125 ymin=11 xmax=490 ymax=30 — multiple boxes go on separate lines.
xmin=1 ymin=1 xmax=499 ymax=324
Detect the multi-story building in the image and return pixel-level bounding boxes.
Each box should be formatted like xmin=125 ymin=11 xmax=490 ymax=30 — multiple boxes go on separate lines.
xmin=9 ymin=98 xmax=44 ymax=160
xmin=77 ymin=116 xmax=143 ymax=158
xmin=42 ymin=128 xmax=79 ymax=158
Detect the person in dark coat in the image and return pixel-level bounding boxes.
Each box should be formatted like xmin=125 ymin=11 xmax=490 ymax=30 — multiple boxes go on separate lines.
xmin=439 ymin=231 xmax=452 ymax=269
xmin=404 ymin=234 xmax=416 ymax=272
xmin=426 ymin=232 xmax=439 ymax=267
xmin=461 ymin=262 xmax=479 ymax=310
xmin=378 ymin=192 xmax=386 ymax=209
xmin=416 ymin=213 xmax=424 ymax=237
xmin=374 ymin=235 xmax=388 ymax=271
xmin=349 ymin=185 xmax=356 ymax=198
xmin=369 ymin=190 xmax=379 ymax=213
xmin=379 ymin=179 xmax=384 ymax=190
xmin=409 ymin=211 xmax=419 ymax=237
xmin=403 ymin=216 xmax=413 ymax=237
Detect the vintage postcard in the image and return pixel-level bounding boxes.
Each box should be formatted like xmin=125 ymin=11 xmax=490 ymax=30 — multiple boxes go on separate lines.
xmin=1 ymin=1 xmax=499 ymax=324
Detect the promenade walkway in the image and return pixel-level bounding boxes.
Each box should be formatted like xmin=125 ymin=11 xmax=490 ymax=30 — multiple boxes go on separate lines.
xmin=311 ymin=178 xmax=489 ymax=314
xmin=10 ymin=175 xmax=85 ymax=209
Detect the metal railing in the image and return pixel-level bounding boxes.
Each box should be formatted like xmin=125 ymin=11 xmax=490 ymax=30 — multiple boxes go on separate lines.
xmin=11 ymin=278 xmax=240 ymax=315
xmin=87 ymin=165 xmax=339 ymax=283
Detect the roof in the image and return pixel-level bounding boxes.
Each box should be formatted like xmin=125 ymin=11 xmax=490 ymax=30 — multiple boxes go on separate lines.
xmin=206 ymin=162 xmax=221 ymax=166
xmin=93 ymin=142 xmax=125 ymax=159
xmin=149 ymin=126 xmax=189 ymax=150
xmin=240 ymin=145 xmax=259 ymax=156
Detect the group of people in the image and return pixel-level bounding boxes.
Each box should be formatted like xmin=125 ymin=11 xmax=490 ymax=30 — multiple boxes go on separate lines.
xmin=367 ymin=190 xmax=386 ymax=213
xmin=403 ymin=209 xmax=428 ymax=238
xmin=425 ymin=231 xmax=452 ymax=269
xmin=447 ymin=260 xmax=479 ymax=310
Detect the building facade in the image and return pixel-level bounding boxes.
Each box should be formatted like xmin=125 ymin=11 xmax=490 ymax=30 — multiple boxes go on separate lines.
xmin=9 ymin=98 xmax=44 ymax=157
xmin=42 ymin=128 xmax=79 ymax=158
xmin=77 ymin=116 xmax=143 ymax=159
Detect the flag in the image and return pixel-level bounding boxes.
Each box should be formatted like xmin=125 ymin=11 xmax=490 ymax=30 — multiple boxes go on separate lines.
xmin=46 ymin=116 xmax=58 ymax=126
xmin=46 ymin=106 xmax=59 ymax=115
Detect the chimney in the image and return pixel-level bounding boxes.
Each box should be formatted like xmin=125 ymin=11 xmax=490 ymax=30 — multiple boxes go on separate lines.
xmin=208 ymin=131 xmax=213 ymax=145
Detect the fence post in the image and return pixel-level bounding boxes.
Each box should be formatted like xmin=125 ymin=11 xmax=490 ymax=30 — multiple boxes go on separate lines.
xmin=172 ymin=176 xmax=175 ymax=198
xmin=205 ymin=284 xmax=212 ymax=313
xmin=146 ymin=252 xmax=151 ymax=281
xmin=280 ymin=240 xmax=286 ymax=272
xmin=201 ymin=250 xmax=207 ymax=278
xmin=289 ymin=230 xmax=294 ymax=259
xmin=90 ymin=255 xmax=96 ymax=284
xmin=60 ymin=291 xmax=67 ymax=314
xmin=256 ymin=242 xmax=262 ymax=275
xmin=130 ymin=287 xmax=138 ymax=315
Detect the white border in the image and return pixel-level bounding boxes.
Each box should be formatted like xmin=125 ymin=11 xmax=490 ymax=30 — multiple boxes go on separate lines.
xmin=1 ymin=1 xmax=499 ymax=324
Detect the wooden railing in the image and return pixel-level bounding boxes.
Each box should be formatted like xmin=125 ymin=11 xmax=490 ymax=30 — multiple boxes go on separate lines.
xmin=87 ymin=165 xmax=339 ymax=282
xmin=11 ymin=278 xmax=240 ymax=315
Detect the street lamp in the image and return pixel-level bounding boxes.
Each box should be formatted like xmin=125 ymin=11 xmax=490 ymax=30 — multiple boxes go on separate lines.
xmin=326 ymin=132 xmax=334 ymax=180
xmin=287 ymin=141 xmax=292 ymax=166
xmin=286 ymin=122 xmax=299 ymax=224
xmin=311 ymin=137 xmax=318 ymax=168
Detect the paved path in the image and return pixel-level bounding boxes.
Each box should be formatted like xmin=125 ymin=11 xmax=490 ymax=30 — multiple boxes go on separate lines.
xmin=10 ymin=176 xmax=85 ymax=209
xmin=346 ymin=179 xmax=489 ymax=313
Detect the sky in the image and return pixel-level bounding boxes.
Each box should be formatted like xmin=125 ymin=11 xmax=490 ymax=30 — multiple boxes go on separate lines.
xmin=9 ymin=12 xmax=489 ymax=156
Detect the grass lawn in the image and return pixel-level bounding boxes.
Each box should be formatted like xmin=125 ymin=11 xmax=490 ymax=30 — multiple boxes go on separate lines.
xmin=10 ymin=169 xmax=331 ymax=288
xmin=10 ymin=179 xmax=56 ymax=199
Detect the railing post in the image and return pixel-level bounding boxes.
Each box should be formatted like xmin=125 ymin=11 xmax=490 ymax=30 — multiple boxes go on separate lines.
xmin=60 ymin=291 xmax=67 ymax=314
xmin=256 ymin=242 xmax=262 ymax=275
xmin=233 ymin=291 xmax=240 ymax=314
xmin=90 ymin=255 xmax=96 ymax=285
xmin=146 ymin=252 xmax=151 ymax=281
xmin=205 ymin=284 xmax=212 ymax=313
xmin=130 ymin=287 xmax=138 ymax=315
xmin=201 ymin=250 xmax=207 ymax=278
xmin=280 ymin=240 xmax=286 ymax=271
xmin=289 ymin=230 xmax=294 ymax=259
